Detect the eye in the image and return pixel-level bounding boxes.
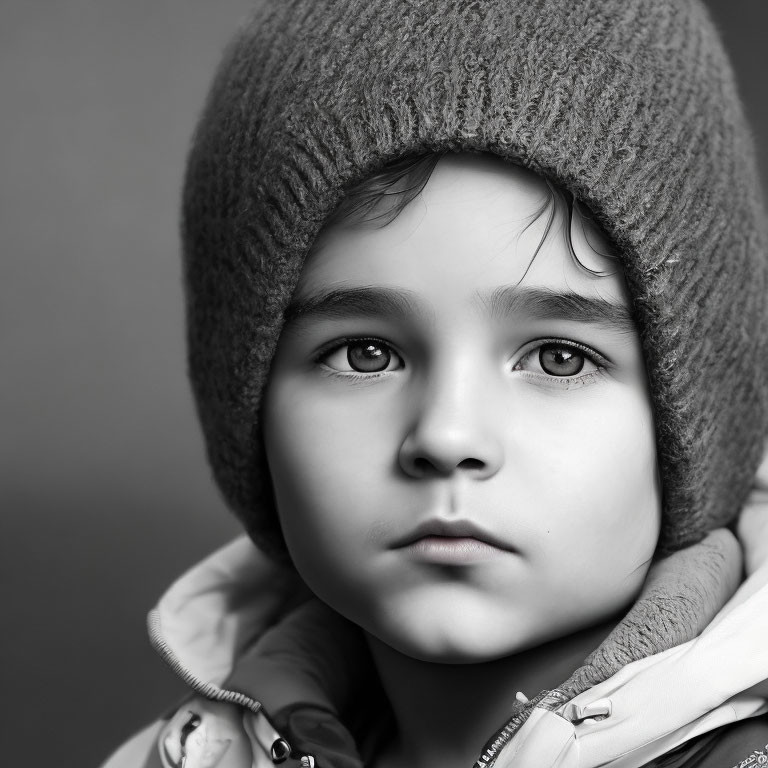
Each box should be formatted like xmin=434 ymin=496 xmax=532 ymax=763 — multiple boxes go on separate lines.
xmin=539 ymin=344 xmax=585 ymax=376
xmin=514 ymin=341 xmax=603 ymax=379
xmin=319 ymin=338 xmax=403 ymax=374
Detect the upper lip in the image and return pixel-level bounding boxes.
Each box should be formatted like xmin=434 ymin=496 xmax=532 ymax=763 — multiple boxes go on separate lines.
xmin=390 ymin=518 xmax=516 ymax=552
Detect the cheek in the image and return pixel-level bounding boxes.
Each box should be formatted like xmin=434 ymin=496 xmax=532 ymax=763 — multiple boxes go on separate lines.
xmin=262 ymin=380 xmax=394 ymax=602
xmin=513 ymin=387 xmax=661 ymax=600
xmin=266 ymin=386 xmax=391 ymax=515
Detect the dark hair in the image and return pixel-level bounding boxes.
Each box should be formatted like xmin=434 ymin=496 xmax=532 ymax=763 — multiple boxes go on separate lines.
xmin=323 ymin=152 xmax=617 ymax=279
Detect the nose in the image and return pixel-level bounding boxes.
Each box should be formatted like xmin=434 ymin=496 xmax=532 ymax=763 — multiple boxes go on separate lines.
xmin=398 ymin=364 xmax=504 ymax=480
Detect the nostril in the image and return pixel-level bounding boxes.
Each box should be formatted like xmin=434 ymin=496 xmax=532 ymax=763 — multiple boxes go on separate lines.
xmin=409 ymin=456 xmax=486 ymax=476
xmin=412 ymin=457 xmax=434 ymax=475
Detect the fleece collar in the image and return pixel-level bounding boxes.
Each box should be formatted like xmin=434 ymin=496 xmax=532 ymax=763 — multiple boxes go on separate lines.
xmin=148 ymin=535 xmax=767 ymax=767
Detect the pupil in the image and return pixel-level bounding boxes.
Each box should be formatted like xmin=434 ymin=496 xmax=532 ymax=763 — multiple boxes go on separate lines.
xmin=539 ymin=345 xmax=584 ymax=376
xmin=348 ymin=342 xmax=391 ymax=372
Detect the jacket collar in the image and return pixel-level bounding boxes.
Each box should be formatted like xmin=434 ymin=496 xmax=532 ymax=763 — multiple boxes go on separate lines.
xmin=148 ymin=535 xmax=767 ymax=767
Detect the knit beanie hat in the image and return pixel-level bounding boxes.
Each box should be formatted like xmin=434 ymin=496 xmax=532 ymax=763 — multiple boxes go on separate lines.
xmin=183 ymin=0 xmax=767 ymax=558
xmin=181 ymin=0 xmax=768 ymax=745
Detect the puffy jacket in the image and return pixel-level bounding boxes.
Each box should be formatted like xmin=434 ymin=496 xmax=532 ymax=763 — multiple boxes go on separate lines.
xmin=101 ymin=535 xmax=768 ymax=767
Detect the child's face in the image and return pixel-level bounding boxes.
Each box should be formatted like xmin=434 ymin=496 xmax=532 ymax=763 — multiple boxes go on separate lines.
xmin=263 ymin=154 xmax=661 ymax=663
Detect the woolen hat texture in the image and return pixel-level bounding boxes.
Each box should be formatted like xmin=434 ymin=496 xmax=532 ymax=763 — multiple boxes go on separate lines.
xmin=183 ymin=0 xmax=768 ymax=557
xmin=180 ymin=0 xmax=768 ymax=750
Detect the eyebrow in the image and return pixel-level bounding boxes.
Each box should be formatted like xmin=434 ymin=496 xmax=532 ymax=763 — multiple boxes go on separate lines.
xmin=284 ymin=284 xmax=634 ymax=333
xmin=480 ymin=285 xmax=635 ymax=333
xmin=284 ymin=286 xmax=429 ymax=325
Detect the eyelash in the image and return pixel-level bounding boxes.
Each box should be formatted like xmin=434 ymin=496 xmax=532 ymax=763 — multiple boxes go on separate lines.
xmin=314 ymin=337 xmax=403 ymax=380
xmin=512 ymin=338 xmax=610 ymax=388
xmin=313 ymin=337 xmax=610 ymax=385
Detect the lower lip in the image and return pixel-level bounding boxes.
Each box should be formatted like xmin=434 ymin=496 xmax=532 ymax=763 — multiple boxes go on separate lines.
xmin=400 ymin=536 xmax=506 ymax=565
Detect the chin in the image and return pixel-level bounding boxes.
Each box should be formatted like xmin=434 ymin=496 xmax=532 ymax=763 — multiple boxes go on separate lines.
xmin=370 ymin=618 xmax=533 ymax=664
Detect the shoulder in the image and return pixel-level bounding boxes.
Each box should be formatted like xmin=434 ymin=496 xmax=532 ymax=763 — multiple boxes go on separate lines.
xmin=647 ymin=714 xmax=768 ymax=767
xmin=98 ymin=721 xmax=164 ymax=768
xmin=99 ymin=697 xmax=285 ymax=768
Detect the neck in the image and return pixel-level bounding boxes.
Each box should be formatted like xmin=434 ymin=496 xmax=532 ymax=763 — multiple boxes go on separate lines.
xmin=367 ymin=618 xmax=617 ymax=768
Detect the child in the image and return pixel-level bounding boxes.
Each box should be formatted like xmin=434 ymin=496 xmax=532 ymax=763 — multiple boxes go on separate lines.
xmin=103 ymin=0 xmax=768 ymax=765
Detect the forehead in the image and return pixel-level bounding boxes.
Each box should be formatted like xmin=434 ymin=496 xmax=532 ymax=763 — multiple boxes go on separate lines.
xmin=299 ymin=154 xmax=629 ymax=313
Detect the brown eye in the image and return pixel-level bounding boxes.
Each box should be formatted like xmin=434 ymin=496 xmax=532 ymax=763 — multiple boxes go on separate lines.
xmin=347 ymin=341 xmax=392 ymax=372
xmin=539 ymin=344 xmax=585 ymax=376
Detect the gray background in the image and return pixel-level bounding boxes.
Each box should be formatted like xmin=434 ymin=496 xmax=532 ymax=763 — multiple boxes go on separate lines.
xmin=2 ymin=2 xmax=766 ymax=766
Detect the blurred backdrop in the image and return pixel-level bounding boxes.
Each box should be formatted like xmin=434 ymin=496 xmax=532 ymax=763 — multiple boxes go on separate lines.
xmin=2 ymin=2 xmax=766 ymax=765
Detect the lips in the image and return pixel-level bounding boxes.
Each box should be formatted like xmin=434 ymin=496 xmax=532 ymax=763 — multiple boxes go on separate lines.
xmin=390 ymin=518 xmax=516 ymax=554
